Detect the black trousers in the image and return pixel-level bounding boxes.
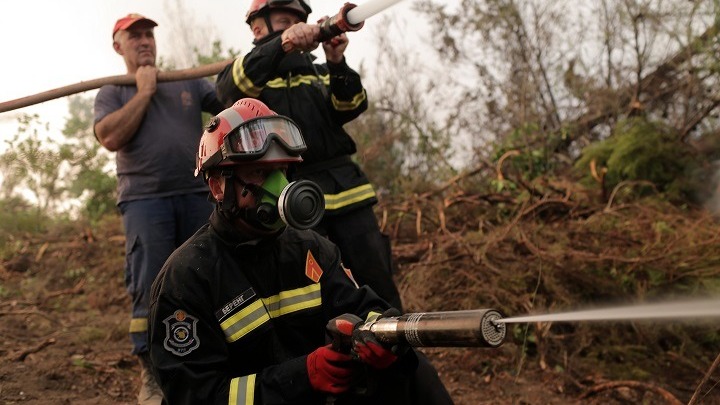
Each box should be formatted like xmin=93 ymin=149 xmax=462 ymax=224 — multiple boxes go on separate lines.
xmin=315 ymin=204 xmax=403 ymax=311
xmin=334 ymin=350 xmax=454 ymax=405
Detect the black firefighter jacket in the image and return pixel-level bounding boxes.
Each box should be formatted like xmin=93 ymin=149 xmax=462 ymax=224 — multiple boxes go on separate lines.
xmin=215 ymin=32 xmax=377 ymax=216
xmin=148 ymin=209 xmax=398 ymax=404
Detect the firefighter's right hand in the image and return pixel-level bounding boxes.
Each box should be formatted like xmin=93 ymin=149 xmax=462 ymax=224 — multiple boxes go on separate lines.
xmin=281 ymin=22 xmax=320 ymax=53
xmin=306 ymin=345 xmax=354 ymax=394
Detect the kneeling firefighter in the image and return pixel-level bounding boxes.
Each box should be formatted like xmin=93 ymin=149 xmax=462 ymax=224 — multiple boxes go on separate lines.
xmin=148 ymin=98 xmax=454 ymax=404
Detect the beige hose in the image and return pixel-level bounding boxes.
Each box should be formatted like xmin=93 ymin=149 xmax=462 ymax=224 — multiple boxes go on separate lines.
xmin=0 ymin=58 xmax=233 ymax=113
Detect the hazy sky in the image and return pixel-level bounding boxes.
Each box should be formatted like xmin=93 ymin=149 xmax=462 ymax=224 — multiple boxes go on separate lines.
xmin=0 ymin=0 xmax=440 ymax=139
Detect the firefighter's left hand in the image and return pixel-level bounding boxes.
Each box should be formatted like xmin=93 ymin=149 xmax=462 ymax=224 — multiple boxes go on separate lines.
xmin=351 ymin=328 xmax=398 ymax=369
xmin=322 ymin=33 xmax=348 ymax=64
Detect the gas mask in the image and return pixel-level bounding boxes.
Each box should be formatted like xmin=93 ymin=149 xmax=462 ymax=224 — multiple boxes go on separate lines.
xmin=238 ymin=169 xmax=325 ymax=231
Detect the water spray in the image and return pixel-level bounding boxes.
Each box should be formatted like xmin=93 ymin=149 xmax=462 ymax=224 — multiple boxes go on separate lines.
xmin=495 ymin=298 xmax=720 ymax=324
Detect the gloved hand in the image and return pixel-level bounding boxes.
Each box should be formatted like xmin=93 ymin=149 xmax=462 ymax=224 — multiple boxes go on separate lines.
xmin=350 ymin=307 xmax=402 ymax=369
xmin=306 ymin=345 xmax=354 ymax=394
xmin=351 ymin=328 xmax=398 ymax=369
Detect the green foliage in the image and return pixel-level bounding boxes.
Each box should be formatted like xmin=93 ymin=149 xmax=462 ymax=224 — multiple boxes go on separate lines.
xmin=345 ymin=21 xmax=459 ymax=197
xmin=195 ymin=40 xmax=239 ymax=68
xmin=347 ymin=101 xmax=411 ymax=194
xmin=0 ymin=114 xmax=71 ymax=213
xmin=0 ymin=96 xmax=117 ymax=224
xmin=492 ymin=123 xmax=569 ymax=184
xmin=348 ymin=92 xmax=458 ymax=196
xmin=0 ymin=284 xmax=10 ymax=299
xmin=0 ymin=196 xmax=49 ymax=258
xmin=62 ymin=95 xmax=117 ymax=223
xmin=575 ymin=117 xmax=705 ymax=202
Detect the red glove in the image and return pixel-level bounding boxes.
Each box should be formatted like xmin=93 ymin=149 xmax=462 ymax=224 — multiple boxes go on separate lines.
xmin=351 ymin=329 xmax=398 ymax=369
xmin=306 ymin=345 xmax=354 ymax=394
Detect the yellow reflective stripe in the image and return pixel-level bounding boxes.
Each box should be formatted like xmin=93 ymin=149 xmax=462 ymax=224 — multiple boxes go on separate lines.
xmin=129 ymin=318 xmax=147 ymax=333
xmin=263 ymin=284 xmax=322 ymax=317
xmin=221 ymin=300 xmax=271 ymax=343
xmin=229 ymin=377 xmax=239 ymax=405
xmin=324 ymin=184 xmax=376 ymax=210
xmin=366 ymin=311 xmax=382 ymax=323
xmin=331 ymin=90 xmax=367 ymax=111
xmin=220 ymin=285 xmax=322 ymax=343
xmin=228 ymin=374 xmax=256 ymax=405
xmin=232 ymin=58 xmax=262 ymax=98
xmin=266 ymin=74 xmax=329 ymax=88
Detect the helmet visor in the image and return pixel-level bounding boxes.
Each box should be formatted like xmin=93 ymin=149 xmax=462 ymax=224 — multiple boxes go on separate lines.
xmin=225 ymin=116 xmax=306 ymax=160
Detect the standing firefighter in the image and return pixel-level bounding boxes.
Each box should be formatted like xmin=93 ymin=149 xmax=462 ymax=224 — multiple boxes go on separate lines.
xmin=215 ymin=0 xmax=403 ymax=311
xmin=148 ymin=98 xmax=453 ymax=404
xmin=93 ymin=13 xmax=224 ymax=404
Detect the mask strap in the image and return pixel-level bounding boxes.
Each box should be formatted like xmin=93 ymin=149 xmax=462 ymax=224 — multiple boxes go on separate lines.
xmin=220 ymin=170 xmax=279 ymax=230
xmin=218 ymin=170 xmax=241 ymax=219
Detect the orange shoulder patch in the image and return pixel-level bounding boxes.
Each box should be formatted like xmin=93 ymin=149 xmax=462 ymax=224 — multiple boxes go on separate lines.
xmin=305 ymin=250 xmax=323 ymax=283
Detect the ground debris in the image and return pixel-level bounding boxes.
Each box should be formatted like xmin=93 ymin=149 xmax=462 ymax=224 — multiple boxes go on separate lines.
xmin=2 ymin=199 xmax=720 ymax=404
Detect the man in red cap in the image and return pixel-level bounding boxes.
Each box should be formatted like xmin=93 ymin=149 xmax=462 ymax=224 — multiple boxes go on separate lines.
xmin=93 ymin=13 xmax=225 ymax=405
xmin=110 ymin=14 xmax=159 ymax=71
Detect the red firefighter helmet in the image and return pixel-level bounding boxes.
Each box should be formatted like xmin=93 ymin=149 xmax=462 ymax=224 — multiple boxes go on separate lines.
xmin=195 ymin=98 xmax=306 ymax=181
xmin=246 ymin=0 xmax=312 ymax=24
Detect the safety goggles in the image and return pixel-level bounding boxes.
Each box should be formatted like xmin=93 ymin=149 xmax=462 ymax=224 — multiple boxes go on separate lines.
xmin=222 ymin=115 xmax=307 ymax=161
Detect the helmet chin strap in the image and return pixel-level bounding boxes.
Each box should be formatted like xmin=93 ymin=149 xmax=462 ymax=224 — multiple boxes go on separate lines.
xmin=264 ymin=14 xmax=274 ymax=36
xmin=217 ymin=171 xmax=242 ymax=220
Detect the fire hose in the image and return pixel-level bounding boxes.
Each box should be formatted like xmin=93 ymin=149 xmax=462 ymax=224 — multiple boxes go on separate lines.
xmin=0 ymin=60 xmax=234 ymax=114
xmin=0 ymin=0 xmax=406 ymax=114
xmin=359 ymin=309 xmax=506 ymax=348
xmin=328 ymin=309 xmax=507 ymax=349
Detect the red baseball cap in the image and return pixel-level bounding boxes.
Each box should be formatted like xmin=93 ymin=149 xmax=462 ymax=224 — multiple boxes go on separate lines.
xmin=112 ymin=13 xmax=158 ymax=38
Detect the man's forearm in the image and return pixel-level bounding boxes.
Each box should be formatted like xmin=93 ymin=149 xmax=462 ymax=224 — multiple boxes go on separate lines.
xmin=95 ymin=91 xmax=153 ymax=151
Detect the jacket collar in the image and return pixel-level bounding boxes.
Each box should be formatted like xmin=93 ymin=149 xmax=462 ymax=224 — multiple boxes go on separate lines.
xmin=209 ymin=207 xmax=283 ymax=248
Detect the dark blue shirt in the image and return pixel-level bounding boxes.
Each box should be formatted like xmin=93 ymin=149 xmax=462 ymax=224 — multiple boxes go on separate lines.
xmin=94 ymin=79 xmax=223 ymax=203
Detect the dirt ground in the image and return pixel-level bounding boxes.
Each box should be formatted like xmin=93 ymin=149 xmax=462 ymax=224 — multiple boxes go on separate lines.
xmin=1 ymin=214 xmax=718 ymax=405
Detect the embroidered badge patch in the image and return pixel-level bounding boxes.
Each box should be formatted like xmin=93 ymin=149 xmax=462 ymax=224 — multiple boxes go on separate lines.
xmin=305 ymin=250 xmax=323 ymax=283
xmin=163 ymin=310 xmax=200 ymax=356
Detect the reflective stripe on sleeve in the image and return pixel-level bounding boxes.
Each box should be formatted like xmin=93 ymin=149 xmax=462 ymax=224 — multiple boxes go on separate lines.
xmin=263 ymin=284 xmax=322 ymax=317
xmin=221 ymin=300 xmax=271 ymax=343
xmin=331 ymin=90 xmax=367 ymax=111
xmin=228 ymin=374 xmax=256 ymax=405
xmin=266 ymin=74 xmax=329 ymax=89
xmin=324 ymin=184 xmax=376 ymax=211
xmin=232 ymin=58 xmax=262 ymax=98
xmin=220 ymin=284 xmax=322 ymax=343
xmin=129 ymin=317 xmax=147 ymax=333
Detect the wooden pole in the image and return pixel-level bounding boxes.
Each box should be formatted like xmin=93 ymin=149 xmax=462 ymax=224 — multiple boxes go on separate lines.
xmin=0 ymin=58 xmax=233 ymax=113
